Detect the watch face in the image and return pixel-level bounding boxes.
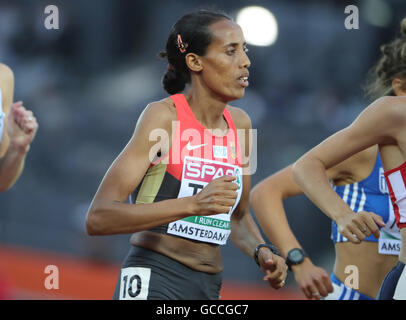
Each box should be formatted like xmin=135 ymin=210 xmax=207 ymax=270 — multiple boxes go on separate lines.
xmin=289 ymin=249 xmax=304 ymax=263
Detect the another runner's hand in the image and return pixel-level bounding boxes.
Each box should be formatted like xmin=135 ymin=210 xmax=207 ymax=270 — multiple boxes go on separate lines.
xmin=336 ymin=211 xmax=385 ymax=244
xmin=259 ymin=248 xmax=288 ymax=290
xmin=190 ymin=175 xmax=238 ymax=216
xmin=7 ymin=101 xmax=38 ymax=152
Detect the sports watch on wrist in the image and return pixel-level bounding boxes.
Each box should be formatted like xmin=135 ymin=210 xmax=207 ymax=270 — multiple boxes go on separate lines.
xmin=254 ymin=243 xmax=281 ymax=266
xmin=286 ymin=248 xmax=307 ymax=270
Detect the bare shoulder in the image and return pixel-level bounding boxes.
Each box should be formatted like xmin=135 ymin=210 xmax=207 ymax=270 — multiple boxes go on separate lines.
xmin=342 ymin=96 xmax=406 ymax=145
xmin=136 ymin=97 xmax=177 ymax=130
xmin=0 ymin=63 xmax=14 ymax=113
xmin=345 ymin=96 xmax=406 ymax=136
xmin=226 ymin=105 xmax=252 ymax=130
xmin=142 ymin=97 xmax=176 ymax=119
xmin=0 ymin=63 xmax=14 ymax=83
xmin=0 ymin=63 xmax=14 ymax=89
xmin=367 ymin=96 xmax=406 ymax=123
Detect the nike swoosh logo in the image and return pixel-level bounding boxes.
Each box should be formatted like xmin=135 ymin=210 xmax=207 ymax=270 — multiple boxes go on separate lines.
xmin=186 ymin=142 xmax=207 ymax=151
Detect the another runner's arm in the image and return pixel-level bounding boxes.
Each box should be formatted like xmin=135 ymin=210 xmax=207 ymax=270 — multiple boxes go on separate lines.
xmin=0 ymin=102 xmax=38 ymax=192
xmin=251 ymin=165 xmax=303 ymax=257
xmin=251 ymin=163 xmax=341 ymax=257
xmin=292 ymin=96 xmax=406 ymax=241
xmin=251 ymin=164 xmax=335 ymax=298
xmin=0 ymin=63 xmax=14 ymax=158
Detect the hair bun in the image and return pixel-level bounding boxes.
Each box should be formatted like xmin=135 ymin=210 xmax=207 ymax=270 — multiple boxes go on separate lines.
xmin=401 ymin=17 xmax=406 ymax=38
xmin=162 ymin=69 xmax=186 ymax=94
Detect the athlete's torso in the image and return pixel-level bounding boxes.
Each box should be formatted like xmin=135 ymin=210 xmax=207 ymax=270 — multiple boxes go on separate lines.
xmin=331 ymin=149 xmax=399 ymax=298
xmin=130 ymin=94 xmax=243 ymax=273
xmin=332 ymin=152 xmax=401 ymax=252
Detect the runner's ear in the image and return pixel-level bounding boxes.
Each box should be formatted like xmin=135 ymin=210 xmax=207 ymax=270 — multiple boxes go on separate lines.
xmin=392 ymin=78 xmax=406 ymax=96
xmin=185 ymin=53 xmax=203 ymax=72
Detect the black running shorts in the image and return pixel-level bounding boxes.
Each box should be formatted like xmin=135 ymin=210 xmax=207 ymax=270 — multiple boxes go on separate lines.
xmin=113 ymin=246 xmax=222 ymax=300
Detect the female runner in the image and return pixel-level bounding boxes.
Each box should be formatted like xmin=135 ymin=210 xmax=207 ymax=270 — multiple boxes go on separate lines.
xmin=292 ymin=18 xmax=406 ymax=300
xmin=86 ymin=9 xmax=287 ymax=300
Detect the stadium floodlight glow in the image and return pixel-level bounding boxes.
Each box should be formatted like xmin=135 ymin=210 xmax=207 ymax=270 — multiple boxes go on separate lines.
xmin=236 ymin=6 xmax=278 ymax=47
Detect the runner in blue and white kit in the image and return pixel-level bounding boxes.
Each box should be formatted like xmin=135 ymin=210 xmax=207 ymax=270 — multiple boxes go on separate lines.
xmin=292 ymin=17 xmax=406 ymax=300
xmin=251 ymin=146 xmax=399 ymax=300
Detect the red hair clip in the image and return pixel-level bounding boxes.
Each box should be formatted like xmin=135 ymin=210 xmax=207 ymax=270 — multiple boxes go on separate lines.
xmin=177 ymin=34 xmax=188 ymax=53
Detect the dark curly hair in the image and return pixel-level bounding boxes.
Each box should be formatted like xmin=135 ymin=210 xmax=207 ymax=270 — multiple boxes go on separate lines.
xmin=365 ymin=18 xmax=406 ymax=100
xmin=159 ymin=9 xmax=232 ymax=95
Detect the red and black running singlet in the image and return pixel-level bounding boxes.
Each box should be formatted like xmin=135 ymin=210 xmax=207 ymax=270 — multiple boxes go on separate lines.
xmin=130 ymin=94 xmax=243 ymax=245
xmin=384 ymin=161 xmax=406 ymax=229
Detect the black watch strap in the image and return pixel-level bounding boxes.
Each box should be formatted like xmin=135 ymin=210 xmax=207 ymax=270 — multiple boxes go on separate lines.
xmin=286 ymin=248 xmax=307 ymax=270
xmin=254 ymin=243 xmax=281 ymax=266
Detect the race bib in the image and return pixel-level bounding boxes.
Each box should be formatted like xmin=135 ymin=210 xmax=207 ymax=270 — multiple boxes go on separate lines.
xmin=167 ymin=156 xmax=243 ymax=245
xmin=379 ymin=201 xmax=401 ymax=255
xmin=119 ymin=267 xmax=151 ymax=300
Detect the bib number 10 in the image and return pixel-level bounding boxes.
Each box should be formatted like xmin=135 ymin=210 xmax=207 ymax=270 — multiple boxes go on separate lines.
xmin=119 ymin=267 xmax=151 ymax=300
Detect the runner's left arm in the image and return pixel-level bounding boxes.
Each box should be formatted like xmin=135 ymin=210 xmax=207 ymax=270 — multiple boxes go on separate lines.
xmin=229 ymin=107 xmax=287 ymax=289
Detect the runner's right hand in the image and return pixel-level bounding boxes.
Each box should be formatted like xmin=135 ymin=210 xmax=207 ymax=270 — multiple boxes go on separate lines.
xmin=190 ymin=175 xmax=238 ymax=216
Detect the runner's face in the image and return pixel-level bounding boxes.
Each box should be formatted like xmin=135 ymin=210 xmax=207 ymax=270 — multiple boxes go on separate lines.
xmin=200 ymin=19 xmax=251 ymax=101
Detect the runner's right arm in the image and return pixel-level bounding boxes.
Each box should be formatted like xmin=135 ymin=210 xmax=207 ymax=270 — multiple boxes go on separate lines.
xmin=292 ymin=97 xmax=402 ymax=243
